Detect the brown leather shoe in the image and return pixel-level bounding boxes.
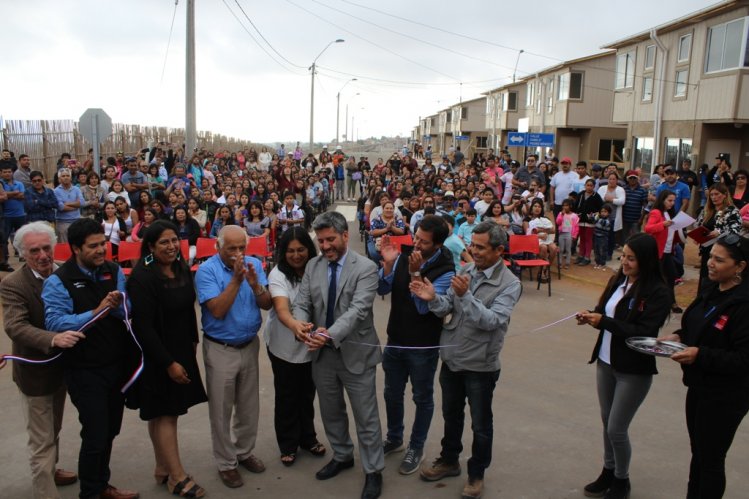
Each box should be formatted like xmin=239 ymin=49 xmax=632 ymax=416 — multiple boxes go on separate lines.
xmin=54 ymin=468 xmax=78 ymax=486
xmin=461 ymin=477 xmax=484 ymax=499
xmin=218 ymin=468 xmax=244 ymax=488
xmin=99 ymin=484 xmax=140 ymax=499
xmin=238 ymin=454 xmax=266 ymax=473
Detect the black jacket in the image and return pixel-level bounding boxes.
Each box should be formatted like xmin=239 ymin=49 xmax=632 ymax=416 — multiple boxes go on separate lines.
xmin=588 ymin=277 xmax=671 ymax=375
xmin=677 ymin=281 xmax=749 ymax=391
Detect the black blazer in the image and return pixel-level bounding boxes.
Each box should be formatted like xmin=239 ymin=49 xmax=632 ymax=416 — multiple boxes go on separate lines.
xmin=589 ymin=278 xmax=671 ymax=375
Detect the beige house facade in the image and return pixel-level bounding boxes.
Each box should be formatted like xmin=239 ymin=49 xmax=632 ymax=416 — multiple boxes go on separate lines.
xmin=604 ymin=0 xmax=749 ymax=173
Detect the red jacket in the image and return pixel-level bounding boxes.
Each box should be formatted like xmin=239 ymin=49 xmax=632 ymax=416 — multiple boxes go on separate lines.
xmin=644 ymin=209 xmax=676 ymax=258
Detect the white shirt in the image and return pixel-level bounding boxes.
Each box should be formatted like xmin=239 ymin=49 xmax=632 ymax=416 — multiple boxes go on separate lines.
xmin=266 ymin=267 xmax=311 ymax=363
xmin=550 ymin=170 xmax=579 ymax=205
xmin=598 ymin=279 xmax=631 ymax=364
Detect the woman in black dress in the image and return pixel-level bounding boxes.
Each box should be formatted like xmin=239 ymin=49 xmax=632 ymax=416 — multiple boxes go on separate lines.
xmin=128 ymin=220 xmax=208 ymax=498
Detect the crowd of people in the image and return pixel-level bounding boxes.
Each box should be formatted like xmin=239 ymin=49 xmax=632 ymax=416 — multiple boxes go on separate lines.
xmin=0 ymin=142 xmax=747 ymax=499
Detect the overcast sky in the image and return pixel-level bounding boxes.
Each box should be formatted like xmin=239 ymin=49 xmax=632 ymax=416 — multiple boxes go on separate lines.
xmin=2 ymin=0 xmax=716 ymax=145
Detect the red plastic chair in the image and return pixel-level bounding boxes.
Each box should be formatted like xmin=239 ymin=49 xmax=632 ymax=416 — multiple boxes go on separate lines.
xmin=191 ymin=237 xmax=217 ymax=272
xmin=508 ymin=234 xmax=552 ymax=296
xmin=387 ymin=234 xmax=414 ymax=253
xmin=245 ymin=236 xmax=271 ymax=270
xmin=116 ymin=241 xmax=142 ymax=276
xmin=53 ymin=243 xmax=72 ymax=262
xmin=180 ymin=240 xmax=190 ymax=261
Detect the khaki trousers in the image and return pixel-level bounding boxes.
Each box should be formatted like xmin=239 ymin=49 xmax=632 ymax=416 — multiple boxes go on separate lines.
xmin=203 ymin=338 xmax=260 ymax=471
xmin=19 ymin=384 xmax=67 ymax=499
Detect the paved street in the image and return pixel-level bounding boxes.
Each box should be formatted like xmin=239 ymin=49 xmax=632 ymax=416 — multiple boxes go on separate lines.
xmin=0 ymin=205 xmax=746 ymax=499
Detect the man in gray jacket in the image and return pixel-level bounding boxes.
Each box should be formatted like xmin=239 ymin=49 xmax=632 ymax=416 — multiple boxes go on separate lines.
xmin=410 ymin=221 xmax=521 ymax=499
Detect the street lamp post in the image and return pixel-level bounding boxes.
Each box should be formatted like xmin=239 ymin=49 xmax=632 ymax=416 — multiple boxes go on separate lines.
xmin=345 ymin=92 xmax=360 ymax=143
xmin=309 ymin=39 xmax=344 ymax=151
xmin=336 ymin=78 xmax=356 ymax=146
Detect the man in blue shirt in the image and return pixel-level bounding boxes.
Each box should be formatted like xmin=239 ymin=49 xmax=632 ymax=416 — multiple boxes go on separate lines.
xmin=120 ymin=157 xmax=148 ymax=207
xmin=53 ymin=168 xmax=86 ymax=243
xmin=0 ymin=163 xmax=26 ymax=260
xmin=195 ymin=225 xmax=271 ymax=489
xmin=622 ymin=170 xmax=648 ymax=241
xmin=377 ymin=215 xmax=455 ymax=476
xmin=656 ymin=166 xmax=691 ymax=213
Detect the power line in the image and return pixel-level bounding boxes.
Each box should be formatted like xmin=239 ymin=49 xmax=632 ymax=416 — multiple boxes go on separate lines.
xmin=160 ymin=0 xmax=180 ymax=85
xmin=285 ymin=0 xmax=459 ymax=82
xmin=310 ymin=0 xmax=518 ymax=73
xmin=316 ymin=65 xmax=511 ymax=87
xmin=219 ymin=0 xmax=304 ymax=75
xmin=232 ymin=0 xmax=306 ymax=69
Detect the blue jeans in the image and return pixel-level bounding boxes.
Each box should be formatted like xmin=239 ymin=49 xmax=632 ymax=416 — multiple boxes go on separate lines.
xmin=383 ymin=346 xmax=439 ymax=450
xmin=4 ymin=215 xmax=26 ymax=261
xmin=439 ymin=364 xmax=500 ymax=479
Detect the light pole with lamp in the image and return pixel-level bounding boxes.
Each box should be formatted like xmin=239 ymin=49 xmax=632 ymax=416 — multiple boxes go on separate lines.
xmin=336 ymin=78 xmax=356 ymax=146
xmin=309 ymin=39 xmax=344 ymax=150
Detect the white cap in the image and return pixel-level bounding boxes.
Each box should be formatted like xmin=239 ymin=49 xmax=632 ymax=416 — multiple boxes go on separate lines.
xmin=336 ymin=145 xmax=342 ymax=150
xmin=323 ymin=145 xmax=328 ymax=149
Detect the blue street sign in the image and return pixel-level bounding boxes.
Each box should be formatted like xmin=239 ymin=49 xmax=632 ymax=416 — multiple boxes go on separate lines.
xmin=507 ymin=132 xmax=526 ymax=146
xmin=506 ymin=132 xmax=555 ymax=147
xmin=527 ymin=133 xmax=555 ymax=147
xmin=422 ymin=135 xmax=431 ymax=139
xmin=455 ymin=135 xmax=468 ymax=141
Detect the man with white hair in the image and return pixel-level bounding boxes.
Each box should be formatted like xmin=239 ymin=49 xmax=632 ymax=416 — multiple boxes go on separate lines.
xmin=195 ymin=225 xmax=272 ymax=489
xmin=0 ymin=222 xmax=81 ymax=499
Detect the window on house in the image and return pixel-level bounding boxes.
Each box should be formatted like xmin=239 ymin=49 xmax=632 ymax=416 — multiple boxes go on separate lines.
xmin=504 ymin=91 xmax=517 ymax=111
xmin=645 ymin=45 xmax=656 ymax=70
xmin=675 ymin=69 xmax=688 ymax=97
xmin=526 ymin=82 xmax=534 ymax=107
xmin=430 ymin=117 xmax=436 ymax=127
xmin=476 ymin=136 xmax=488 ymax=148
xmin=664 ymin=138 xmax=693 ymax=167
xmin=705 ymin=17 xmax=748 ymax=73
xmin=445 ymin=110 xmax=452 ymax=123
xmin=633 ymin=137 xmax=654 ymax=172
xmin=598 ymin=139 xmax=625 ymax=162
xmin=536 ymin=98 xmax=541 ymax=114
xmin=547 ymin=79 xmax=553 ymax=113
xmin=615 ymin=52 xmax=635 ymax=89
xmin=461 ymin=107 xmax=468 ymax=119
xmin=678 ymin=34 xmax=692 ymax=62
xmin=558 ymin=72 xmax=583 ymax=100
xmin=642 ymin=76 xmax=653 ymax=102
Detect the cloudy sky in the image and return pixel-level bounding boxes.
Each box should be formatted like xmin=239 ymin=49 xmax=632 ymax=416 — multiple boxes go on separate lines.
xmin=3 ymin=0 xmax=716 ymax=145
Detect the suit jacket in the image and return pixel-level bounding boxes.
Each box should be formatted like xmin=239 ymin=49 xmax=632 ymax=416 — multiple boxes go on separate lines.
xmin=0 ymin=265 xmax=64 ymax=396
xmin=293 ymin=249 xmax=381 ymax=374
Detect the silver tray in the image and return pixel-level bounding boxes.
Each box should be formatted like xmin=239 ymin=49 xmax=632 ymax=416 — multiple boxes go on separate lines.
xmin=626 ymin=337 xmax=687 ymax=357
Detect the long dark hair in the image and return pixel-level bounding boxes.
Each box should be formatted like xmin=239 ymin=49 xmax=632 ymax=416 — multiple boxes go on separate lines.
xmin=652 ymin=189 xmax=676 ymax=218
xmin=276 ymin=226 xmax=317 ymax=284
xmin=596 ymin=233 xmax=666 ymax=318
xmin=140 ymin=220 xmax=189 ymax=276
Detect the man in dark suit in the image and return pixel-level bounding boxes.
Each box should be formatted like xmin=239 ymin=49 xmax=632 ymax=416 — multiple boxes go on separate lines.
xmin=291 ymin=211 xmax=384 ymax=499
xmin=0 ymin=222 xmax=81 ymax=499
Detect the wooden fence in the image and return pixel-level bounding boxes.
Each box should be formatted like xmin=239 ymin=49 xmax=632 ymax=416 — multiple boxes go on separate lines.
xmin=0 ymin=119 xmax=258 ymax=179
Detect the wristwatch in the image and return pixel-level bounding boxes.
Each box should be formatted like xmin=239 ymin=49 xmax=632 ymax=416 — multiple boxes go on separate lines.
xmin=409 ymin=271 xmax=421 ymax=278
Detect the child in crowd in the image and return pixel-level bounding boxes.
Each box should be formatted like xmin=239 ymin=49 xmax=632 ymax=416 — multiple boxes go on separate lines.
xmin=555 ymin=199 xmax=579 ymax=269
xmin=593 ymin=204 xmax=613 ymax=269
xmin=442 ymin=214 xmax=474 ymax=271
xmin=457 ymin=209 xmax=478 ymax=246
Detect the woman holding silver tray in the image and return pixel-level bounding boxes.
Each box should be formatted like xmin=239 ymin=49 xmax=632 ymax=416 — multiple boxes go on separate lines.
xmin=576 ymin=233 xmax=671 ymax=499
xmin=660 ymin=233 xmax=749 ymax=498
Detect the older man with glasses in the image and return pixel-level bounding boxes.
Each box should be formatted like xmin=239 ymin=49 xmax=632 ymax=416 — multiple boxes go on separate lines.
xmin=25 ymin=172 xmax=57 ymax=224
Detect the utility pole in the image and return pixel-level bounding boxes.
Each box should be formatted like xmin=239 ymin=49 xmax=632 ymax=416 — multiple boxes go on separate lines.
xmin=185 ymin=0 xmax=196 ymax=154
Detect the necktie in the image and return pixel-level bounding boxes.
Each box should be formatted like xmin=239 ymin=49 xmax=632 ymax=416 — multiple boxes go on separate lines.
xmin=326 ymin=261 xmax=338 ymax=328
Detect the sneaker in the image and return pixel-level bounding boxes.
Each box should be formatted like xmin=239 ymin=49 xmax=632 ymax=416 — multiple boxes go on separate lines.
xmin=383 ymin=439 xmax=404 ymax=456
xmin=462 ymin=477 xmax=484 ymax=499
xmin=398 ymin=446 xmax=423 ymax=475
xmin=420 ymin=457 xmax=461 ymax=482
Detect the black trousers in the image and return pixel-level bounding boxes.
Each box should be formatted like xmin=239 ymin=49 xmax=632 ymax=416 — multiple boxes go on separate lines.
xmin=685 ymin=386 xmax=749 ymax=499
xmin=65 ymin=365 xmax=126 ymax=499
xmin=267 ymin=348 xmax=318 ymax=454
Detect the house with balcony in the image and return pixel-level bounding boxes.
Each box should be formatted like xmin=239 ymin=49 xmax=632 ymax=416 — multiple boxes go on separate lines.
xmin=483 ymin=80 xmax=526 ymax=158
xmin=519 ymin=52 xmax=627 ymax=164
xmin=444 ymin=97 xmax=488 ymax=161
xmin=604 ymin=0 xmax=749 ymax=172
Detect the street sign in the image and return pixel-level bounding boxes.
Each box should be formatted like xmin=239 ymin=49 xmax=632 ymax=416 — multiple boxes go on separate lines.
xmin=507 ymin=132 xmax=526 ymax=146
xmin=455 ymin=135 xmax=468 ymax=141
xmin=78 ymin=108 xmax=112 ymax=175
xmin=422 ymin=135 xmax=431 ymax=139
xmin=506 ymin=132 xmax=555 ymax=147
xmin=527 ymin=133 xmax=555 ymax=147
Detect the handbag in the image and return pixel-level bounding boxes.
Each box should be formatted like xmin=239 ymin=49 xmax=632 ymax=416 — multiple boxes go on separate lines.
xmin=352 ymin=171 xmax=362 ymax=181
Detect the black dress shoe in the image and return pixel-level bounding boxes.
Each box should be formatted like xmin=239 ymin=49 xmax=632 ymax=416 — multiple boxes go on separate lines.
xmin=316 ymin=458 xmax=355 ymax=480
xmin=361 ymin=472 xmax=382 ymax=499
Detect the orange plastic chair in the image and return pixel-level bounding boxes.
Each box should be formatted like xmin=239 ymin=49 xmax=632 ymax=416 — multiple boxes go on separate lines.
xmin=53 ymin=243 xmax=72 ymax=262
xmin=116 ymin=241 xmax=142 ymax=276
xmin=508 ymin=234 xmax=551 ymax=296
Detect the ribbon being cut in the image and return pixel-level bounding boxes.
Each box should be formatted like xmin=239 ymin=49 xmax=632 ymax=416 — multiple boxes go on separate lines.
xmin=0 ymin=291 xmax=144 ymax=393
xmin=310 ymin=328 xmax=457 ymax=350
